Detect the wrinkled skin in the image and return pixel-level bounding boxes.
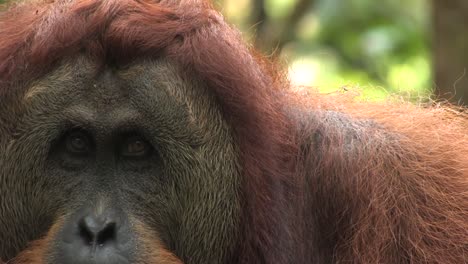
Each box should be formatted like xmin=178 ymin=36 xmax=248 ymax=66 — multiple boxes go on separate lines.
xmin=0 ymin=57 xmax=241 ymax=263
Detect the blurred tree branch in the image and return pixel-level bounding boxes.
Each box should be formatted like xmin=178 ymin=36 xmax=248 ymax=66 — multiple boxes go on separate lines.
xmin=433 ymin=0 xmax=468 ymax=105
xmin=250 ymin=0 xmax=315 ymax=54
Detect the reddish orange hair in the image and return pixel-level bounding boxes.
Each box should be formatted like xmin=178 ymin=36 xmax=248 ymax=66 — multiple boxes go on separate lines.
xmin=1 ymin=0 xmax=467 ymax=263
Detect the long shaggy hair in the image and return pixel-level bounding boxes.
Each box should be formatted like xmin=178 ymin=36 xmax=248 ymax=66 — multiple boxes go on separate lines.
xmin=0 ymin=0 xmax=467 ymax=263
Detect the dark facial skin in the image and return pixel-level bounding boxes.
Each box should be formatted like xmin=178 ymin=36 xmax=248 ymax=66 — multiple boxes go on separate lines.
xmin=0 ymin=57 xmax=241 ymax=263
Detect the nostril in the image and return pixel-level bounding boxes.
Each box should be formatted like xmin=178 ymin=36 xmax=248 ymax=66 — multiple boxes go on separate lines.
xmin=78 ymin=216 xmax=117 ymax=247
xmin=97 ymin=222 xmax=116 ymax=246
xmin=78 ymin=219 xmax=94 ymax=245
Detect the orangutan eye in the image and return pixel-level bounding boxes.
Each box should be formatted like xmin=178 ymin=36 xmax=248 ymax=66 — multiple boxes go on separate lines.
xmin=120 ymin=136 xmax=152 ymax=158
xmin=65 ymin=130 xmax=92 ymax=155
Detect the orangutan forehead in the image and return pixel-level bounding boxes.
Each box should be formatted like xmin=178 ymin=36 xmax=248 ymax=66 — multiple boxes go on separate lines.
xmin=24 ymin=57 xmax=96 ymax=100
xmin=24 ymin=57 xmax=199 ymax=103
xmin=21 ymin=56 xmax=218 ymax=133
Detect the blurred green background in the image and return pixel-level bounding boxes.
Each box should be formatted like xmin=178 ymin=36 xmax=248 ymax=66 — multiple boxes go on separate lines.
xmin=215 ymin=0 xmax=468 ymax=105
xmin=217 ymin=0 xmax=431 ymax=101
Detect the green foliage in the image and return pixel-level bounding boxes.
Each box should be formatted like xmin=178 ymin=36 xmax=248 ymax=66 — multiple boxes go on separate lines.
xmin=221 ymin=0 xmax=431 ymax=101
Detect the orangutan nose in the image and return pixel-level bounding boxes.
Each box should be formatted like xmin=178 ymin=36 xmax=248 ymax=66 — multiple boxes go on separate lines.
xmin=78 ymin=215 xmax=117 ymax=247
xmin=57 ymin=206 xmax=134 ymax=264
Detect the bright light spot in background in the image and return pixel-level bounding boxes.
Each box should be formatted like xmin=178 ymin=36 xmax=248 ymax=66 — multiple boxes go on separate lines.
xmin=287 ymin=53 xmax=392 ymax=100
xmin=285 ymin=51 xmax=345 ymax=93
xmin=386 ymin=56 xmax=430 ymax=95
xmin=288 ymin=58 xmax=319 ymax=86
